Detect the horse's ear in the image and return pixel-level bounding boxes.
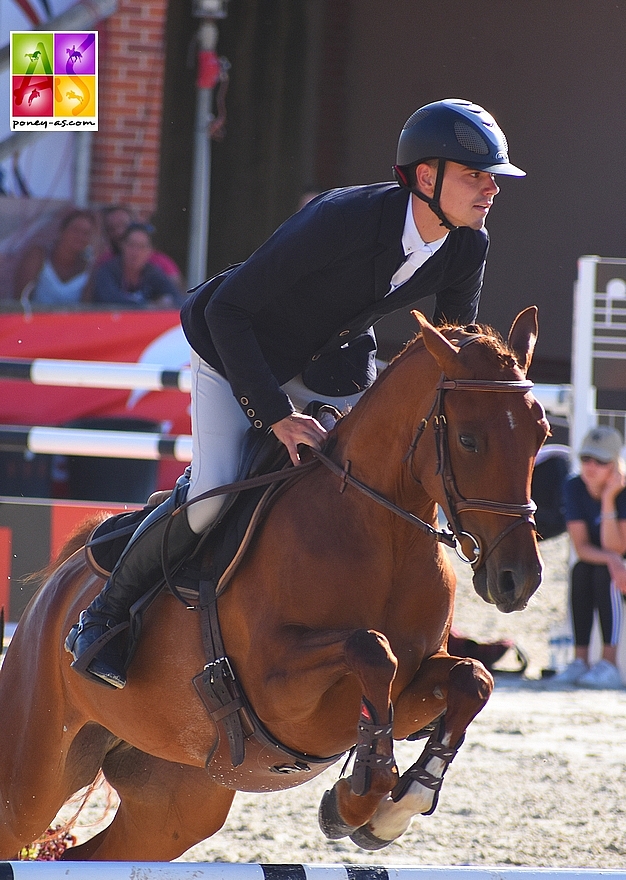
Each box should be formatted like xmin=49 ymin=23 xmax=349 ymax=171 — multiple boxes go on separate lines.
xmin=508 ymin=306 xmax=538 ymax=375
xmin=411 ymin=310 xmax=460 ymax=374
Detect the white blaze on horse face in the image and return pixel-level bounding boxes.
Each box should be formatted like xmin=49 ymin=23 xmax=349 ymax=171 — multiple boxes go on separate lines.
xmin=506 ymin=409 xmax=516 ymax=431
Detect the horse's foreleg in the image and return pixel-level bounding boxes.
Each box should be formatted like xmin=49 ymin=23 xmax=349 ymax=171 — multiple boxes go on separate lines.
xmin=257 ymin=625 xmax=398 ymax=837
xmin=348 ymin=653 xmax=493 ymax=850
xmin=280 ymin=628 xmax=398 ymax=840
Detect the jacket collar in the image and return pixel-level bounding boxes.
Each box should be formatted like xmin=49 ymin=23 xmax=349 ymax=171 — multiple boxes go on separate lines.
xmin=374 ymin=186 xmax=410 ymax=299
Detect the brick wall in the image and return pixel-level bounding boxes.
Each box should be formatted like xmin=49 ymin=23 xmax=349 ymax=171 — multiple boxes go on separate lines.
xmin=90 ymin=0 xmax=169 ymax=217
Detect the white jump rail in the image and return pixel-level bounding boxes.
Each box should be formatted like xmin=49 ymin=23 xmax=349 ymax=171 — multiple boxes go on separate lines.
xmin=0 ymin=358 xmax=192 ymax=393
xmin=0 ymin=357 xmax=572 ymax=419
xmin=0 ymin=865 xmax=622 ymax=880
xmin=0 ymin=426 xmax=192 ymax=461
xmin=0 ymin=358 xmax=571 ymax=462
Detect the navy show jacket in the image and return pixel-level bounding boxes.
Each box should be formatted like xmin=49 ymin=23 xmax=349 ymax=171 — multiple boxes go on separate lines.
xmin=181 ymin=182 xmax=488 ymax=430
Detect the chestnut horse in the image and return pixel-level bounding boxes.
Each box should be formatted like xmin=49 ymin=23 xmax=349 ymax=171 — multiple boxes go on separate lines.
xmin=0 ymin=308 xmax=548 ymax=860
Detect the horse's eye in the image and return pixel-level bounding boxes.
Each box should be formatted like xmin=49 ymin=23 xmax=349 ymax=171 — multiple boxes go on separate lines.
xmin=459 ymin=433 xmax=478 ymax=452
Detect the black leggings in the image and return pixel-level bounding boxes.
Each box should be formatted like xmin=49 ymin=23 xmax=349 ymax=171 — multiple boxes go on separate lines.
xmin=570 ymin=561 xmax=623 ymax=647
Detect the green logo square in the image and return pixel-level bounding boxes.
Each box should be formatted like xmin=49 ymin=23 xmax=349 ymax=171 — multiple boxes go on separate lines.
xmin=11 ymin=32 xmax=54 ymax=76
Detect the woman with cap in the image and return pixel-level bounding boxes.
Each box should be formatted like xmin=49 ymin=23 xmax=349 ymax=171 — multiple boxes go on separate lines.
xmin=552 ymin=426 xmax=626 ymax=688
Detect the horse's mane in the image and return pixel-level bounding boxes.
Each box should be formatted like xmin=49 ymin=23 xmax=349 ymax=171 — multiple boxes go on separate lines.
xmin=23 ymin=513 xmax=107 ymax=586
xmin=390 ymin=320 xmax=520 ymax=372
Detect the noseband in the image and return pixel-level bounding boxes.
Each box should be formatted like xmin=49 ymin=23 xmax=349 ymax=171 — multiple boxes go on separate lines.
xmin=404 ymin=337 xmax=537 ymax=570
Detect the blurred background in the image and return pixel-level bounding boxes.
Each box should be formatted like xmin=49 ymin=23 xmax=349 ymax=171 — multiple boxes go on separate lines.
xmin=2 ymin=0 xmax=625 ymax=380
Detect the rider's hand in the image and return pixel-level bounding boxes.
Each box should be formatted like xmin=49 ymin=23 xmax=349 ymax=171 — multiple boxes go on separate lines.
xmin=271 ymin=412 xmax=328 ymax=466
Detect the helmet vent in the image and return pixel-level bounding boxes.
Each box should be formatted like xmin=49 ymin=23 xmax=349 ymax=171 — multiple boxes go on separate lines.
xmin=403 ymin=108 xmax=430 ymax=130
xmin=454 ymin=121 xmax=489 ymax=155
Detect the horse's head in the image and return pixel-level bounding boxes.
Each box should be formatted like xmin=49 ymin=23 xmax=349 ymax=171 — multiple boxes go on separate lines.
xmin=411 ymin=307 xmax=549 ymax=613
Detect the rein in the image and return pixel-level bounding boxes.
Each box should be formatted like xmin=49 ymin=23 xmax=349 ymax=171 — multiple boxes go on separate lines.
xmin=174 ymin=336 xmax=536 ymax=572
xmin=308 ymin=447 xmax=457 ymax=549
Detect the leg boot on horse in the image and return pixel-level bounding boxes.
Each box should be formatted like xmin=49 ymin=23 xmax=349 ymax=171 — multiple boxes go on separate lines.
xmin=65 ymin=502 xmax=197 ymax=690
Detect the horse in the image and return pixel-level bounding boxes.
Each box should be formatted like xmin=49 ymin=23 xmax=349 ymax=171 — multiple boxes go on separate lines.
xmin=0 ymin=307 xmax=549 ymax=860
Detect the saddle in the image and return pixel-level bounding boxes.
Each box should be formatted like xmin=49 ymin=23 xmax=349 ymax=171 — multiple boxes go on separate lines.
xmin=85 ymin=402 xmax=346 ymax=785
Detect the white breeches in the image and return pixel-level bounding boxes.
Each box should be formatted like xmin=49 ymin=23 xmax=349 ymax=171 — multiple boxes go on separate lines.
xmin=186 ymin=350 xmax=364 ymax=534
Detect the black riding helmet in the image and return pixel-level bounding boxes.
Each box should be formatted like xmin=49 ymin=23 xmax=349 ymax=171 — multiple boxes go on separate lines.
xmin=393 ymin=98 xmax=525 ymax=231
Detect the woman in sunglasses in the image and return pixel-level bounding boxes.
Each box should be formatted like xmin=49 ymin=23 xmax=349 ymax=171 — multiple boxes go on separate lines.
xmin=552 ymin=426 xmax=626 ymax=688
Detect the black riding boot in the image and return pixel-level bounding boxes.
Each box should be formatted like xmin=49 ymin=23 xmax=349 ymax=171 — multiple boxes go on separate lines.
xmin=65 ymin=504 xmax=197 ymax=689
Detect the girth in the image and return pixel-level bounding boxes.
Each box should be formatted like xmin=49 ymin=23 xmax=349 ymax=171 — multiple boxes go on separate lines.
xmin=191 ymin=560 xmax=345 ymax=786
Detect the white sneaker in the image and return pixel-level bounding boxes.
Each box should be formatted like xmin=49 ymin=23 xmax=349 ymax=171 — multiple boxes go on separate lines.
xmin=547 ymin=657 xmax=589 ymax=685
xmin=576 ymin=659 xmax=623 ymax=689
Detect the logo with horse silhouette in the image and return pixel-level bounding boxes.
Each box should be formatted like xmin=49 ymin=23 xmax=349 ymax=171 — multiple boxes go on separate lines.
xmin=10 ymin=30 xmax=97 ymax=127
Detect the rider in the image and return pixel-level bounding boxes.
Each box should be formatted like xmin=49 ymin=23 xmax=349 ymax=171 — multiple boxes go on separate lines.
xmin=65 ymin=98 xmax=526 ymax=689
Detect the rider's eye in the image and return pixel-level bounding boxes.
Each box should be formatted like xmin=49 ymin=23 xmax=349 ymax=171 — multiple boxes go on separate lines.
xmin=459 ymin=434 xmax=478 ymax=452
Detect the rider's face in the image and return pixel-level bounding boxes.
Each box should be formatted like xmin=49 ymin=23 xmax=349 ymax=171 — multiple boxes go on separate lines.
xmin=437 ymin=163 xmax=500 ymax=230
xmin=416 ymin=161 xmax=500 ymax=232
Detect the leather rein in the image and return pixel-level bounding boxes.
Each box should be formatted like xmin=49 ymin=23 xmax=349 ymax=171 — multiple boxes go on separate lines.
xmin=179 ymin=338 xmax=536 ymax=572
xmin=310 ymin=331 xmax=537 ymax=571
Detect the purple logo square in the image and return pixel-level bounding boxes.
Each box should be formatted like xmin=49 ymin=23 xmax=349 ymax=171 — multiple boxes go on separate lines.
xmin=54 ymin=33 xmax=96 ymax=75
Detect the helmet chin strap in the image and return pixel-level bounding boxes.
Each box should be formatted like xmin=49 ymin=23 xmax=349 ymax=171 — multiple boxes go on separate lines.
xmin=412 ymin=159 xmax=457 ymax=232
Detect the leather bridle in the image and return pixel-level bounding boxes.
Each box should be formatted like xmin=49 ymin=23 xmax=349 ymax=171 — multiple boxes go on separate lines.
xmin=177 ymin=335 xmax=538 ymax=573
xmin=403 ymin=338 xmax=537 ymax=570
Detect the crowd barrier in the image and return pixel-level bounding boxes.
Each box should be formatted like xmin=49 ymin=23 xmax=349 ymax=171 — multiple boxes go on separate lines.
xmin=0 ymin=864 xmax=621 ymax=880
xmin=0 ymin=497 xmax=141 ymax=622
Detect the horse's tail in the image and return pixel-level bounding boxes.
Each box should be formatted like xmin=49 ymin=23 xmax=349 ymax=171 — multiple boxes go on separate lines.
xmin=21 ymin=771 xmax=117 ymax=861
xmin=23 ymin=513 xmax=109 ymax=587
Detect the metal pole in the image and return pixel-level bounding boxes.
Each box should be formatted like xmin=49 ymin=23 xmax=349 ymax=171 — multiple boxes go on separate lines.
xmin=73 ymin=130 xmax=94 ymax=207
xmin=186 ymin=18 xmax=221 ymax=288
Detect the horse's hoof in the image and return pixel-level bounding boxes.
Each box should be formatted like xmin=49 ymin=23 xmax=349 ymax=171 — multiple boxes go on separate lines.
xmin=318 ymin=787 xmax=359 ymax=839
xmin=349 ymin=824 xmax=396 ymax=851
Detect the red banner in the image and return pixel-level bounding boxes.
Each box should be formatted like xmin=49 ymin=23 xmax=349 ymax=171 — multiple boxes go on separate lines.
xmin=0 ymin=310 xmax=191 ymax=489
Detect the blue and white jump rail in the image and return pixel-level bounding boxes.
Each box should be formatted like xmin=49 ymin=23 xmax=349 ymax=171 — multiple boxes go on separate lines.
xmin=0 ymin=866 xmax=623 ymax=880
xmin=0 ymin=425 xmax=192 ymax=462
xmin=0 ymin=357 xmax=192 ymax=393
xmin=0 ymin=356 xmax=571 ymax=463
xmin=0 ymin=357 xmax=571 ymax=420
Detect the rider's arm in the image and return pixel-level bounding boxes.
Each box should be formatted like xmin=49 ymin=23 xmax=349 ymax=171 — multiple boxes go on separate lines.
xmin=204 ymin=198 xmax=348 ymax=430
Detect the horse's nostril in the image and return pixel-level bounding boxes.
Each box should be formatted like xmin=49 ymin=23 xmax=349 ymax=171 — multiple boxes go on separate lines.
xmin=499 ymin=569 xmax=516 ymax=596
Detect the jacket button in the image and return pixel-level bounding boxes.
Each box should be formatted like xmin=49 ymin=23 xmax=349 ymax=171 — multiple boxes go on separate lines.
xmin=246 ymin=408 xmax=255 ymax=417
xmin=240 ymin=397 xmax=249 ymax=405
xmin=339 ymin=329 xmax=350 ymax=337
xmin=254 ymin=420 xmax=263 ymax=429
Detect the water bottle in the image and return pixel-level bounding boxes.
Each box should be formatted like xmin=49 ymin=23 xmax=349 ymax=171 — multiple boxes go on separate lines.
xmin=547 ymin=628 xmax=573 ymax=674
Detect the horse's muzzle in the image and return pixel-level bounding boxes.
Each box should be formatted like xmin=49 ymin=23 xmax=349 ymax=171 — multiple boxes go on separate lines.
xmin=472 ymin=541 xmax=544 ymax=613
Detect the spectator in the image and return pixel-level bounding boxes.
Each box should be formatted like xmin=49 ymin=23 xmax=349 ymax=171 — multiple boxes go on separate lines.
xmin=14 ymin=208 xmax=97 ymax=307
xmin=98 ymin=205 xmax=183 ymax=289
xmin=551 ymin=426 xmax=626 ymax=688
xmin=92 ymin=222 xmax=184 ymax=309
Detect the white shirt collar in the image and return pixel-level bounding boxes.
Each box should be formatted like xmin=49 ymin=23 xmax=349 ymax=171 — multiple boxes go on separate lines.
xmin=402 ymin=195 xmax=448 ymax=261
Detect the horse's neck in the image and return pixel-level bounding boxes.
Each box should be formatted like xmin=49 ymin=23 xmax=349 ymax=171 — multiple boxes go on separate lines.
xmin=333 ymin=350 xmax=440 ymax=515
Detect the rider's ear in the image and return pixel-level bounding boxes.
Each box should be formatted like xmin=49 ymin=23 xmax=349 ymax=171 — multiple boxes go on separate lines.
xmin=508 ymin=306 xmax=538 ymax=375
xmin=412 ymin=311 xmax=459 ymax=375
